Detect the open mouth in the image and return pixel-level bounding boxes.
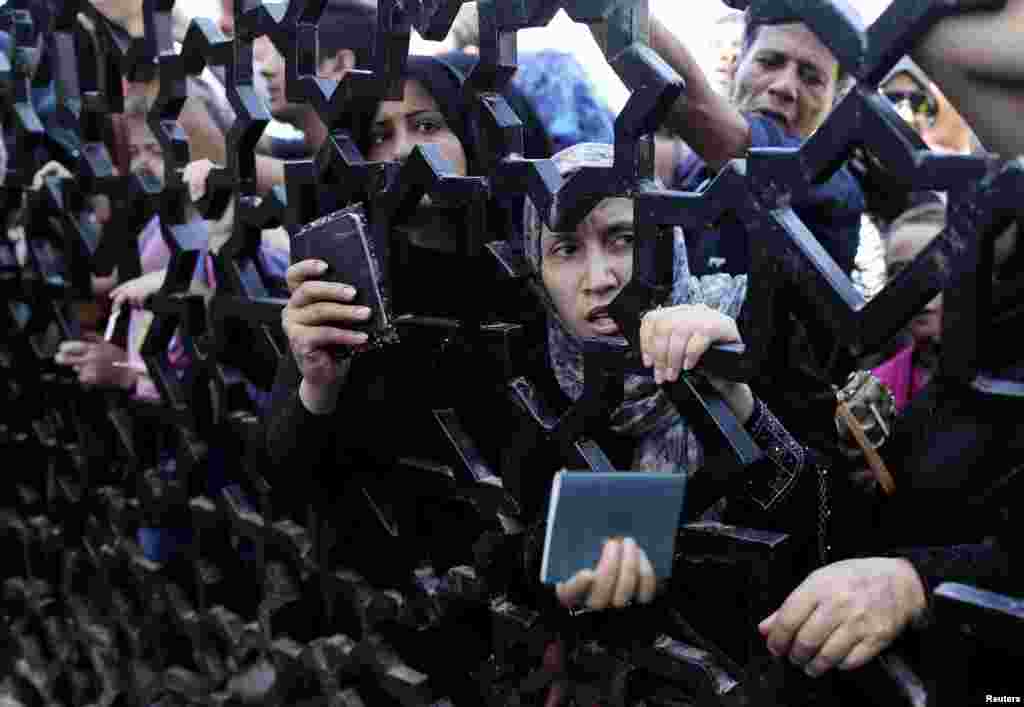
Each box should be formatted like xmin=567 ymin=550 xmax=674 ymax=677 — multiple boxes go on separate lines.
xmin=756 ymin=109 xmax=791 ymax=131
xmin=586 ymin=306 xmax=620 ymax=335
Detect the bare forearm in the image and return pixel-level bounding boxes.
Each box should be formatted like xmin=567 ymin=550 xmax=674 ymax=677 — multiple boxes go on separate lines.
xmin=649 ymin=16 xmax=750 ymax=170
xmin=256 ymin=154 xmax=286 ymax=192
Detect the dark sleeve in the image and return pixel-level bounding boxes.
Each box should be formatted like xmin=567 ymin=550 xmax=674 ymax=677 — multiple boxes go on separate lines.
xmin=265 ymin=352 xmax=339 ymax=502
xmin=894 ymin=544 xmax=1015 ymax=601
xmin=269 ymin=135 xmax=313 ymax=160
xmin=746 ymin=114 xmax=866 ymax=275
xmin=720 ymin=396 xmax=842 ymax=568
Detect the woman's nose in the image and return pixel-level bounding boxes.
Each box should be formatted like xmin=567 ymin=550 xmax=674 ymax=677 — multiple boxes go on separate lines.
xmin=391 ymin=131 xmax=416 ymax=163
xmin=583 ymin=249 xmax=620 ymax=294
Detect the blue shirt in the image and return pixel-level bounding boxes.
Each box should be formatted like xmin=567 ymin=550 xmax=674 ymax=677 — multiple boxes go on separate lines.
xmin=512 ymin=50 xmax=615 ymax=153
xmin=675 ymin=114 xmax=865 ymax=277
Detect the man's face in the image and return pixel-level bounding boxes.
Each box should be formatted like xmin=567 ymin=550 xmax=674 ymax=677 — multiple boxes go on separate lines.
xmin=126 ymin=117 xmax=164 ymax=187
xmin=732 ymin=23 xmax=839 ymax=138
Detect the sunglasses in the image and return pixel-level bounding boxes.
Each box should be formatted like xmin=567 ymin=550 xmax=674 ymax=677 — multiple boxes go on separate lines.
xmin=882 ymin=89 xmax=938 ymax=122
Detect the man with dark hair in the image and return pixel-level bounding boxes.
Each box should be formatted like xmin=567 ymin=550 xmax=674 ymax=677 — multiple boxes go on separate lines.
xmin=735 ymin=7 xmax=854 ymax=134
xmin=602 ymin=11 xmax=865 ymax=278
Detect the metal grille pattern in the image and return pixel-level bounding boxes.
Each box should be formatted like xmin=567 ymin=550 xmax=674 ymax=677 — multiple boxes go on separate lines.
xmin=1 ymin=0 xmax=1022 ymax=704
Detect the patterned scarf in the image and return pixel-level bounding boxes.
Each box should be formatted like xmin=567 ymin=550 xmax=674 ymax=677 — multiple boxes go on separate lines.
xmin=522 ymin=143 xmax=747 ymax=476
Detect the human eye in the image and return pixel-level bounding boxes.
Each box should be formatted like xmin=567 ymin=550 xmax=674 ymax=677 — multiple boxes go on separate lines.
xmin=549 ymin=237 xmax=578 ymax=258
xmin=800 ymin=65 xmax=825 ymax=87
xmin=756 ymin=52 xmax=784 ymax=69
xmin=610 ymin=230 xmax=635 ymax=250
xmin=413 ymin=114 xmax=445 ymax=135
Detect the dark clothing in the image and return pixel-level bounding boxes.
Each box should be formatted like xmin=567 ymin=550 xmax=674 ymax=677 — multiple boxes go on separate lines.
xmin=268 ymin=135 xmax=313 ymax=160
xmin=676 ymin=114 xmax=866 ymax=278
xmin=267 ymin=308 xmax=841 ymax=586
xmin=437 ymin=52 xmax=555 ymax=161
xmin=873 ymin=371 xmax=1024 ymax=572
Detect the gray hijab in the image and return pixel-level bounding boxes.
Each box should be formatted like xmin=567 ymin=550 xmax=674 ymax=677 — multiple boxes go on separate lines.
xmin=522 ymin=143 xmax=748 ymax=476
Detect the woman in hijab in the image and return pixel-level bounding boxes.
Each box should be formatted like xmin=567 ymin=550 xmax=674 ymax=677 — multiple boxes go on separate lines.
xmin=267 ymin=55 xmax=519 ymax=585
xmin=519 ymin=143 xmax=835 ymax=611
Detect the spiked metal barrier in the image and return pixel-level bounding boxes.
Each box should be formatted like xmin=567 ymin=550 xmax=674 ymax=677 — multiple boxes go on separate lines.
xmin=1 ymin=0 xmax=1023 ymax=705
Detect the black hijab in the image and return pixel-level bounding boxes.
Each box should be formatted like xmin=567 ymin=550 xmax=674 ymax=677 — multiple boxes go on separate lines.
xmin=351 ymin=55 xmax=481 ymax=175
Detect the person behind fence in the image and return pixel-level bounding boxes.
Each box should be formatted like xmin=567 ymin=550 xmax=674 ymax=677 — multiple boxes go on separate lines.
xmin=757 ymin=2 xmax=1024 ymax=682
xmin=87 ymin=0 xmax=231 ymax=166
xmin=513 ymin=143 xmax=854 ymax=611
xmin=869 ymin=201 xmax=946 ymax=416
xmin=879 ymin=57 xmax=978 ymax=157
xmin=615 ymin=8 xmax=865 ymax=278
xmin=50 ymin=104 xmax=279 ymax=562
xmin=50 ymin=109 xmax=202 ymax=396
xmin=184 ymin=0 xmax=377 ymax=198
xmin=267 ymin=54 xmax=521 ymax=580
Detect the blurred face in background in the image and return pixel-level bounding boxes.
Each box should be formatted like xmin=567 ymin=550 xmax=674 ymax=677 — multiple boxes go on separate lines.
xmin=254 ymin=36 xmax=295 ymax=121
xmin=732 ymin=23 xmax=838 ymax=138
xmin=710 ymin=24 xmax=743 ymax=96
xmin=256 ymin=35 xmax=350 ymax=124
xmin=880 ymin=72 xmax=936 ymax=139
xmin=125 ymin=116 xmax=164 ymax=187
xmin=885 ymin=219 xmax=944 ymax=345
xmin=881 ymin=72 xmax=974 ymax=154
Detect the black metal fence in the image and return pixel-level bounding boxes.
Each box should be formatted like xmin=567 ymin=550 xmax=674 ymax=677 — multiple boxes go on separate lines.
xmin=1 ymin=0 xmax=1022 ymax=704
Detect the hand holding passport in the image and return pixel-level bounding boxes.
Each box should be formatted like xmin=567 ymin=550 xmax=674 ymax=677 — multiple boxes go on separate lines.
xmin=283 ymin=205 xmax=398 ymax=402
xmin=542 ymin=471 xmax=687 ymax=610
xmin=289 ymin=205 xmax=394 ymax=359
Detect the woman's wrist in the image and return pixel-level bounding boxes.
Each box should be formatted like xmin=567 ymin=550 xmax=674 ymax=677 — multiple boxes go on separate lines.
xmin=719 ymin=381 xmax=755 ymax=425
xmin=891 ymin=557 xmax=931 ymax=630
xmin=299 ymin=377 xmax=342 ymax=415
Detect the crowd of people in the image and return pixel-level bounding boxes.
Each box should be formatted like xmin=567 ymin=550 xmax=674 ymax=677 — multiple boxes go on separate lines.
xmin=5 ymin=0 xmax=1023 ymax=702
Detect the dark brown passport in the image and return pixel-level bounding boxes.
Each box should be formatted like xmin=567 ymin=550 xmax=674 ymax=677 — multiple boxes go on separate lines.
xmin=290 ymin=204 xmax=396 ymax=354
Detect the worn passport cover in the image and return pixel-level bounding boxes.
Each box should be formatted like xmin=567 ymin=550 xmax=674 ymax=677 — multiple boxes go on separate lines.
xmin=291 ymin=204 xmax=395 ymax=352
xmin=541 ymin=471 xmax=687 ymax=585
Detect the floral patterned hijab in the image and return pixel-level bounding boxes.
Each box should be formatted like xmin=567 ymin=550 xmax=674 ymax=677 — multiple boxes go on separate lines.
xmin=522 ymin=143 xmax=747 ymax=476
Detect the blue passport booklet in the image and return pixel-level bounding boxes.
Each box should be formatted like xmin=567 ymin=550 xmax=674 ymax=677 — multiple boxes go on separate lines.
xmin=540 ymin=471 xmax=687 ymax=585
